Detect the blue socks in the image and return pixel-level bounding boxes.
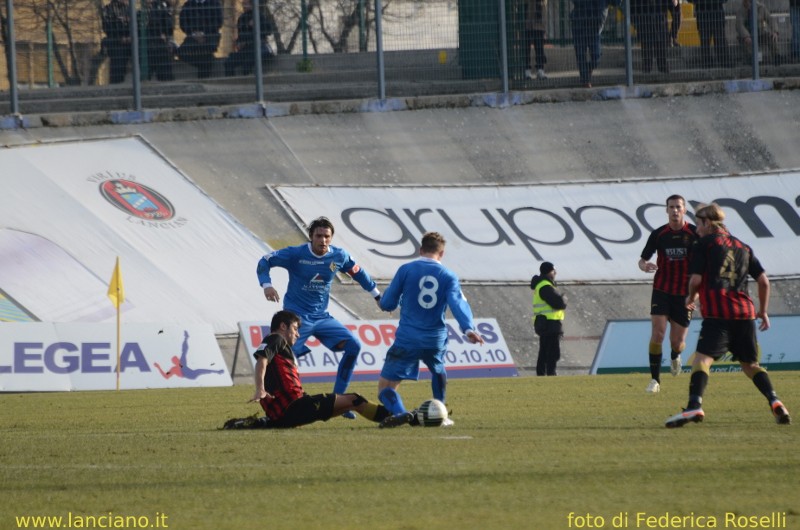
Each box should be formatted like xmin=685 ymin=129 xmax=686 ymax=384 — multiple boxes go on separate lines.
xmin=333 ymin=340 xmax=360 ymax=395
xmin=379 ymin=387 xmax=406 ymax=415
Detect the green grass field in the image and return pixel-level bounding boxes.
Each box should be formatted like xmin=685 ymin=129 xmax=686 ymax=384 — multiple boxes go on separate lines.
xmin=2 ymin=373 xmax=798 ymax=530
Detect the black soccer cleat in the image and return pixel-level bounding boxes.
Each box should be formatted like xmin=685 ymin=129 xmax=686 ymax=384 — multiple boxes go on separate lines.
xmin=379 ymin=412 xmax=414 ymax=429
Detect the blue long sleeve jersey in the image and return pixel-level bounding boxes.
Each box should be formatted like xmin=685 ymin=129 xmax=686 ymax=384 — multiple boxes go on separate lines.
xmin=257 ymin=243 xmax=379 ymax=320
xmin=379 ymin=257 xmax=476 ymax=350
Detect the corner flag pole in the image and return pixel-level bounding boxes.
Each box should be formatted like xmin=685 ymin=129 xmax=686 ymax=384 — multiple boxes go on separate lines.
xmin=107 ymin=257 xmax=125 ymax=391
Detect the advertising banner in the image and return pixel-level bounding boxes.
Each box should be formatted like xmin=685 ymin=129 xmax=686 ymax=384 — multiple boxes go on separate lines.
xmin=0 ymin=323 xmax=232 ymax=391
xmin=591 ymin=315 xmax=800 ymax=374
xmin=0 ymin=137 xmax=303 ymax=334
xmin=238 ymin=318 xmax=518 ymax=383
xmin=272 ymin=173 xmax=800 ymax=282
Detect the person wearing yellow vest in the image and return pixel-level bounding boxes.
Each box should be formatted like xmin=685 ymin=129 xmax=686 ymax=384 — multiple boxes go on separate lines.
xmin=530 ymin=261 xmax=567 ymax=376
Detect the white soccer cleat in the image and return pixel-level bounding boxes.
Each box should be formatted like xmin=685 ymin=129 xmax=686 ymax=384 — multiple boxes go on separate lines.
xmin=645 ymin=379 xmax=661 ymax=393
xmin=441 ymin=418 xmax=454 ymax=427
xmin=536 ymin=69 xmax=547 ymax=80
xmin=671 ymin=358 xmax=682 ymax=377
xmin=771 ymin=401 xmax=791 ymax=425
xmin=665 ymin=408 xmax=704 ymax=428
xmin=524 ymin=69 xmax=534 ymax=80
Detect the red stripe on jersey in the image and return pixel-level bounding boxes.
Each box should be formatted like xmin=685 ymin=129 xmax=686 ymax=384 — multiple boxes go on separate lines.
xmin=650 ymin=223 xmax=697 ymax=295
xmin=697 ymin=234 xmax=757 ymax=320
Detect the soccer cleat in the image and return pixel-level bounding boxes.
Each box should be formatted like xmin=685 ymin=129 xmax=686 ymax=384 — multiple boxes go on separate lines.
xmin=645 ymin=379 xmax=661 ymax=393
xmin=771 ymin=401 xmax=791 ymax=425
xmin=536 ymin=69 xmax=547 ymax=80
xmin=524 ymin=69 xmax=534 ymax=80
xmin=665 ymin=408 xmax=705 ymax=428
xmin=671 ymin=358 xmax=682 ymax=377
xmin=379 ymin=412 xmax=414 ymax=429
xmin=222 ymin=413 xmax=266 ymax=430
xmin=341 ymin=411 xmax=357 ymax=420
xmin=441 ymin=418 xmax=455 ymax=427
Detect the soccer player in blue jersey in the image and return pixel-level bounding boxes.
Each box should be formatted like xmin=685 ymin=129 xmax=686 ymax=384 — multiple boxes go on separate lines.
xmin=256 ymin=217 xmax=382 ymax=417
xmin=377 ymin=231 xmax=484 ymax=428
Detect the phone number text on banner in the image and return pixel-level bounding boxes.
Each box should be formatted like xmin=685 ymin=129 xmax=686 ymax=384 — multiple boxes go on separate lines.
xmin=238 ymin=318 xmax=518 ymax=383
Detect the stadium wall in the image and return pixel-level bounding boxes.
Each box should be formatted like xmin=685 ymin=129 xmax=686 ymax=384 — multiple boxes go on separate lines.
xmin=2 ymin=87 xmax=799 ymax=377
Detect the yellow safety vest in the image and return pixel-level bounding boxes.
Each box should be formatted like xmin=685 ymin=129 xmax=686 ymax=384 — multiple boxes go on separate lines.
xmin=532 ymin=279 xmax=565 ymax=321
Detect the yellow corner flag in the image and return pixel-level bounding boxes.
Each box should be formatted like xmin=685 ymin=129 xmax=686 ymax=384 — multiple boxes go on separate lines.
xmin=107 ymin=257 xmax=125 ymax=309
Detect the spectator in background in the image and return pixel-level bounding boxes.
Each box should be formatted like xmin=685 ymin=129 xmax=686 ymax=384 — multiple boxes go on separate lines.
xmin=571 ymin=0 xmax=616 ymax=87
xmin=530 ymin=261 xmax=566 ymax=376
xmin=177 ymin=0 xmax=223 ymax=78
xmin=146 ymin=0 xmax=175 ymax=81
xmin=224 ymin=0 xmax=274 ymax=77
xmin=630 ymin=0 xmax=670 ymax=73
xmin=524 ymin=0 xmax=548 ymax=80
xmin=667 ymin=0 xmax=682 ymax=47
xmin=688 ymin=0 xmax=732 ymax=67
xmin=102 ymin=0 xmax=132 ymax=84
xmin=791 ymin=0 xmax=800 ymax=61
xmin=736 ymin=0 xmax=781 ymax=65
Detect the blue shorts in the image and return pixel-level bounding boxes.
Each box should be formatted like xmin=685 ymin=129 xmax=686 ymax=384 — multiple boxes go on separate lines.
xmin=380 ymin=344 xmax=446 ymax=382
xmin=293 ymin=315 xmax=358 ymax=357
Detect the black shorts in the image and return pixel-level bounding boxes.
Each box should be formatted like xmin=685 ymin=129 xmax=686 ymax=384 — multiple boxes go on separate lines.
xmin=270 ymin=393 xmax=336 ymax=428
xmin=695 ymin=318 xmax=759 ymax=363
xmin=650 ymin=290 xmax=692 ymax=327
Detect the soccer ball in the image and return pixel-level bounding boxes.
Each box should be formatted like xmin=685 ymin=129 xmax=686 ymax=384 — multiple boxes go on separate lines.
xmin=415 ymin=399 xmax=448 ymax=427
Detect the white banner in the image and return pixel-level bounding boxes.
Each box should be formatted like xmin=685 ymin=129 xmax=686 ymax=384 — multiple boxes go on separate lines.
xmin=0 ymin=137 xmax=360 ymax=334
xmin=0 ymin=323 xmax=232 ymax=391
xmin=237 ymin=318 xmax=518 ymax=383
xmin=591 ymin=315 xmax=800 ymax=374
xmin=273 ymin=173 xmax=800 ymax=282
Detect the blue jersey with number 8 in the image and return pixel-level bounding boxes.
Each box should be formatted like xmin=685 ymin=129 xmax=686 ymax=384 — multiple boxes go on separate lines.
xmin=379 ymin=257 xmax=476 ymax=349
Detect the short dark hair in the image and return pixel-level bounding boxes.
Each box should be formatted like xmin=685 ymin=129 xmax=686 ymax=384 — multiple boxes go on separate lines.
xmin=270 ymin=310 xmax=301 ymax=332
xmin=420 ymin=231 xmax=446 ymax=254
xmin=307 ymin=217 xmax=335 ymax=239
xmin=666 ymin=194 xmax=686 ymax=207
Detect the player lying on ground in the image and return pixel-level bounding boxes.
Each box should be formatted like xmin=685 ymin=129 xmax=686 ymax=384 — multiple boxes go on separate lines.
xmin=223 ymin=310 xmax=392 ymax=429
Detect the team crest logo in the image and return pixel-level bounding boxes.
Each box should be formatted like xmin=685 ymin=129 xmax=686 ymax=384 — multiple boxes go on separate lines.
xmin=329 ymin=262 xmax=337 ymax=272
xmin=99 ymin=179 xmax=175 ymax=221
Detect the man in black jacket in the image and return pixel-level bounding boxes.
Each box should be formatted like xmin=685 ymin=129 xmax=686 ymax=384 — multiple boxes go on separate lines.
xmin=177 ymin=0 xmax=223 ymax=78
xmin=689 ymin=0 xmax=732 ymax=67
xmin=146 ymin=0 xmax=175 ymax=81
xmin=224 ymin=0 xmax=274 ymax=76
xmin=102 ymin=0 xmax=132 ymax=84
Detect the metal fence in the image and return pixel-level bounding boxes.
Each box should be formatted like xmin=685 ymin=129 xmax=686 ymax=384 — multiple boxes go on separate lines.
xmin=1 ymin=0 xmax=799 ymax=115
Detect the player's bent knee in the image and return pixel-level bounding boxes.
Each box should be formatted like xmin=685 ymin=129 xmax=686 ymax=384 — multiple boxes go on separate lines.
xmin=342 ymin=339 xmax=360 ymax=358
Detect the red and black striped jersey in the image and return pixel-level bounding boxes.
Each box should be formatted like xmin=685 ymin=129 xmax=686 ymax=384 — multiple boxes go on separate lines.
xmin=689 ymin=231 xmax=765 ymax=320
xmin=640 ymin=222 xmax=698 ymax=295
xmin=254 ymin=333 xmax=304 ymax=420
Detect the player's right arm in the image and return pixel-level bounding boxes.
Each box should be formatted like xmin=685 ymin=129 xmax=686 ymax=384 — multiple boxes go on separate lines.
xmin=250 ymin=356 xmax=272 ymax=402
xmin=257 ymin=248 xmax=294 ymax=302
xmin=639 ymin=229 xmax=659 ymax=273
xmin=378 ymin=269 xmax=404 ymax=312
